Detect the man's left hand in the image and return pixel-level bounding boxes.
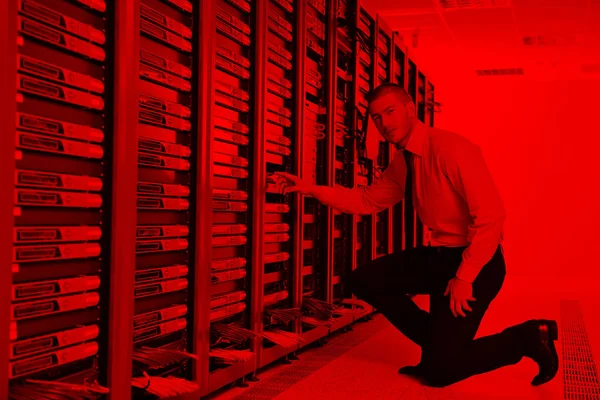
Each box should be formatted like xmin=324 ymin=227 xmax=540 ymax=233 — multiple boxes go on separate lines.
xmin=444 ymin=277 xmax=476 ymax=318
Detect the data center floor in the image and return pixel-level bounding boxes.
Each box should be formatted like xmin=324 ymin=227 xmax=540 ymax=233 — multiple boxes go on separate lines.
xmin=207 ymin=276 xmax=600 ymax=400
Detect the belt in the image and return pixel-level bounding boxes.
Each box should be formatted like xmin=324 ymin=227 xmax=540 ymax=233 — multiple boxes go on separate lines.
xmin=430 ymin=245 xmax=467 ymax=253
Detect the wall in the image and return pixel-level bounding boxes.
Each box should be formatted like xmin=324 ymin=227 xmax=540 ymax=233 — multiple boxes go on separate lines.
xmin=433 ymin=75 xmax=600 ymax=288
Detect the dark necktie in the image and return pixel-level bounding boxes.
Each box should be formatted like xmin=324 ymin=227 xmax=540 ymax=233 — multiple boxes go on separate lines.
xmin=404 ymin=150 xmax=413 ymax=192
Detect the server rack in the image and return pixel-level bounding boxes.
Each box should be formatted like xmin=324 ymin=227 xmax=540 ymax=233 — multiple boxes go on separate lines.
xmin=9 ymin=0 xmax=114 ymax=397
xmin=351 ymin=4 xmax=374 ymax=281
xmin=297 ymin=0 xmax=334 ymax=346
xmin=204 ymin=0 xmax=260 ymax=393
xmin=328 ymin=0 xmax=356 ymax=316
xmin=371 ymin=15 xmax=394 ymax=260
xmin=2 ymin=3 xmax=438 ymax=398
xmin=258 ymin=0 xmax=303 ymax=370
xmin=330 ymin=0 xmax=355 ymax=309
xmin=131 ymin=0 xmax=199 ymax=396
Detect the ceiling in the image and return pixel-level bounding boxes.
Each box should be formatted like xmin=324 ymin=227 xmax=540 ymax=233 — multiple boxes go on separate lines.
xmin=365 ymin=0 xmax=600 ymax=80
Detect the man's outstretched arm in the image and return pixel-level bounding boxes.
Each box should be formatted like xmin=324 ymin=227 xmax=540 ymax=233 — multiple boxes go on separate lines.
xmin=271 ymin=151 xmax=407 ymax=215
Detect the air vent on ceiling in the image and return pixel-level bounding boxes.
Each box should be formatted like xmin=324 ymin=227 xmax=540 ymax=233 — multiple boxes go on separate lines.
xmin=436 ymin=0 xmax=511 ymax=10
xmin=475 ymin=68 xmax=524 ymax=76
xmin=582 ymin=64 xmax=600 ymax=74
xmin=523 ymin=35 xmax=582 ymax=47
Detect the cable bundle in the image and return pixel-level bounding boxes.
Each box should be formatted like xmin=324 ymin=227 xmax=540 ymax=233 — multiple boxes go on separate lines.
xmin=133 ymin=347 xmax=198 ymax=371
xmin=9 ymin=379 xmax=109 ymax=400
xmin=301 ymin=315 xmax=334 ymax=327
xmin=209 ymin=349 xmax=254 ymax=365
xmin=263 ymin=329 xmax=305 ymax=348
xmin=333 ymin=298 xmax=370 ymax=315
xmin=335 ymin=123 xmax=351 ymax=138
xmin=212 ymin=323 xmax=258 ymax=345
xmin=303 ymin=298 xmax=338 ymax=320
xmin=132 ymin=372 xmax=199 ymax=398
xmin=356 ymin=31 xmax=372 ymax=55
xmin=265 ymin=307 xmax=302 ymax=325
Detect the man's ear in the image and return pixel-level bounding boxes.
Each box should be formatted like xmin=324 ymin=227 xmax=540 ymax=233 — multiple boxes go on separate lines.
xmin=406 ymin=101 xmax=416 ymax=117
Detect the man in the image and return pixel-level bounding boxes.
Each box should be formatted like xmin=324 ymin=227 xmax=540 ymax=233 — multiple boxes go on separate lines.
xmin=271 ymin=83 xmax=559 ymax=388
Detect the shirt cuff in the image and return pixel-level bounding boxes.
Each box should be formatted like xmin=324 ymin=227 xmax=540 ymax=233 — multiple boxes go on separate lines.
xmin=455 ymin=263 xmax=482 ymax=284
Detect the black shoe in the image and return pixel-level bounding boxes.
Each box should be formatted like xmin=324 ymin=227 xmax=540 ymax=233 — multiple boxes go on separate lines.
xmin=398 ymin=363 xmax=423 ymax=376
xmin=526 ymin=320 xmax=559 ymax=386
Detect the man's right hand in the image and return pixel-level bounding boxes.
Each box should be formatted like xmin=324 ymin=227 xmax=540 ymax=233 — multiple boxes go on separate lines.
xmin=269 ymin=172 xmax=314 ymax=196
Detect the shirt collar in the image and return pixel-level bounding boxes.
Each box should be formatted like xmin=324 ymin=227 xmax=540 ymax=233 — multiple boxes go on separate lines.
xmin=404 ymin=120 xmax=427 ymax=157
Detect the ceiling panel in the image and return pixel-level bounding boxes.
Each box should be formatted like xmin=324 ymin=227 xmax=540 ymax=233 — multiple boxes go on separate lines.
xmin=379 ymin=12 xmax=445 ymax=30
xmin=370 ymin=0 xmax=596 ymax=81
xmin=395 ymin=27 xmax=456 ymax=48
xmin=511 ymin=0 xmax=587 ymax=8
xmin=366 ymin=0 xmax=435 ymax=14
xmin=443 ymin=7 xmax=517 ymax=42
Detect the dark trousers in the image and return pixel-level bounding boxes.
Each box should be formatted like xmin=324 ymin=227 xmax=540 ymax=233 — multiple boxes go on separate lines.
xmin=349 ymin=245 xmax=525 ymax=387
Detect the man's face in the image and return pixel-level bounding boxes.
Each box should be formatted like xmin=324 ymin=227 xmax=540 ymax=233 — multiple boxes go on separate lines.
xmin=369 ymin=91 xmax=414 ymax=147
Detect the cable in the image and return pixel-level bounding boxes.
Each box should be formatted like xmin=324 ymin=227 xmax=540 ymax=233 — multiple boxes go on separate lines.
xmin=212 ymin=323 xmax=259 ymax=345
xmin=132 ymin=372 xmax=200 ymax=398
xmin=301 ymin=315 xmax=334 ymax=327
xmin=303 ymin=298 xmax=337 ymax=320
xmin=9 ymin=379 xmax=109 ymax=400
xmin=209 ymin=349 xmax=254 ymax=365
xmin=265 ymin=307 xmax=302 ymax=325
xmin=133 ymin=347 xmax=197 ymax=371
xmin=263 ymin=329 xmax=306 ymax=347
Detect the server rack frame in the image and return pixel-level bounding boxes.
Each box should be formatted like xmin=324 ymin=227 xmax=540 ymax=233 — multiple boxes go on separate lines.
xmin=0 ymin=1 xmax=17 ymax=397
xmin=195 ymin=0 xmax=220 ymax=396
xmin=107 ymin=1 xmax=140 ymax=399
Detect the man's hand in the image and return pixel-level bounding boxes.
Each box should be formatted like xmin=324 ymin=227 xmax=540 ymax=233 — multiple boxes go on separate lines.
xmin=444 ymin=277 xmax=476 ymax=318
xmin=269 ymin=172 xmax=314 ymax=195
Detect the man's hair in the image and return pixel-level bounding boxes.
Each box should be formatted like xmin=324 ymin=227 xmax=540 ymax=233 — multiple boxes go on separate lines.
xmin=366 ymin=83 xmax=412 ymax=105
